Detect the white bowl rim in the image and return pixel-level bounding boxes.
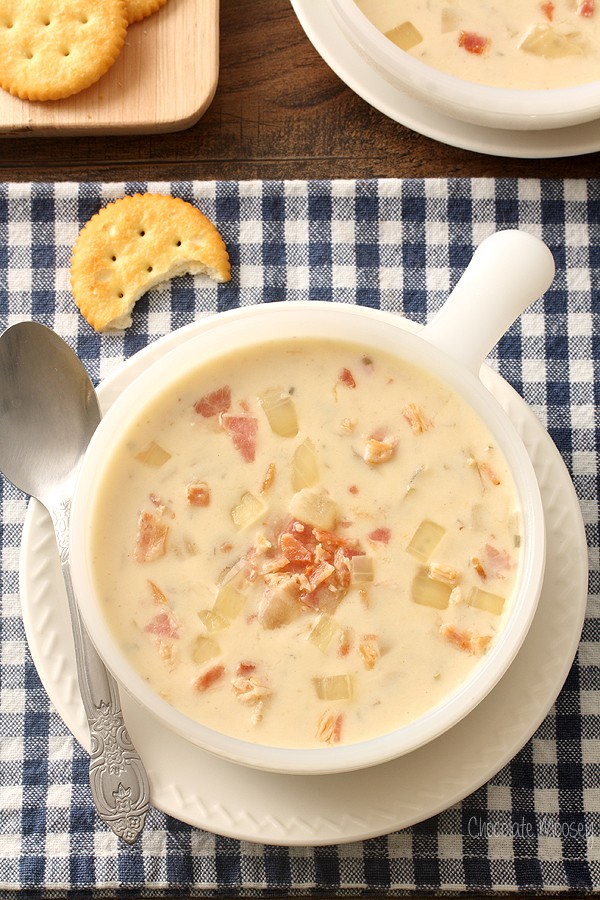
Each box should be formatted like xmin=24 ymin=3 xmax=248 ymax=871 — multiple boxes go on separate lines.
xmin=70 ymin=302 xmax=546 ymax=775
xmin=327 ymin=0 xmax=600 ymax=122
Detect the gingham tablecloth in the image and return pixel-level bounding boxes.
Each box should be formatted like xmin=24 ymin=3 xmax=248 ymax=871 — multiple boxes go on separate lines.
xmin=0 ymin=179 xmax=598 ymax=896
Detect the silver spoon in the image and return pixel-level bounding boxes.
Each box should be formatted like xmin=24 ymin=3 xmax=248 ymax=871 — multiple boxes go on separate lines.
xmin=0 ymin=321 xmax=150 ymax=844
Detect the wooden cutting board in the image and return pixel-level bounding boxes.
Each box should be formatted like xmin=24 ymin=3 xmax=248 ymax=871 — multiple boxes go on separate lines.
xmin=0 ymin=0 xmax=219 ymax=136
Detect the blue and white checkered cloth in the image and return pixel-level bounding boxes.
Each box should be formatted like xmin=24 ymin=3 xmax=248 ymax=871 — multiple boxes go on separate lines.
xmin=0 ymin=179 xmax=598 ymax=895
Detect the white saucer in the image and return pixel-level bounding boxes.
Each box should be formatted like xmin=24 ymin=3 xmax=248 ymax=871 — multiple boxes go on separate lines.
xmin=291 ymin=0 xmax=600 ymax=159
xmin=19 ymin=312 xmax=587 ymax=846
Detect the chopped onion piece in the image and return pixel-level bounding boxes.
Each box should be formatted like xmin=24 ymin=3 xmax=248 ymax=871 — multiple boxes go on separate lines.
xmin=231 ymin=491 xmax=267 ymax=530
xmin=213 ymin=582 xmax=246 ymax=620
xmin=407 ymin=519 xmax=445 ymax=562
xmin=308 ymin=614 xmax=340 ymax=653
xmin=258 ymin=387 xmax=298 ymax=437
xmin=292 ymin=438 xmax=319 ymax=491
xmin=134 ymin=441 xmax=171 ymax=468
xmin=313 ymin=673 xmax=354 ymax=701
xmin=351 ymin=554 xmax=374 ymax=584
xmin=412 ymin=571 xmax=452 ymax=609
xmin=288 ymin=487 xmax=338 ymax=531
xmin=192 ymin=635 xmax=221 ymax=665
xmin=468 ymin=587 xmax=505 ymax=616
xmin=385 ymin=20 xmax=423 ymax=51
xmin=198 ymin=609 xmax=229 ymax=632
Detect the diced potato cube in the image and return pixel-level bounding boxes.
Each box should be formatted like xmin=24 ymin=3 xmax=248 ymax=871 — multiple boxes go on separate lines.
xmin=468 ymin=587 xmax=505 ymax=616
xmin=192 ymin=635 xmax=221 ymax=665
xmin=134 ymin=441 xmax=171 ymax=467
xmin=288 ymin=487 xmax=338 ymax=530
xmin=308 ymin=614 xmax=340 ymax=653
xmin=411 ymin=571 xmax=452 ymax=609
xmin=292 ymin=438 xmax=319 ymax=491
xmin=406 ymin=519 xmax=445 ymax=562
xmin=231 ymin=491 xmax=267 ymax=530
xmin=313 ymin=674 xmax=354 ymax=701
xmin=520 ymin=24 xmax=585 ymax=57
xmin=258 ymin=387 xmax=298 ymax=437
xmin=198 ymin=609 xmax=229 ymax=632
xmin=385 ymin=20 xmax=423 ymax=51
xmin=351 ymin=555 xmax=375 ymax=584
xmin=213 ymin=582 xmax=246 ymax=620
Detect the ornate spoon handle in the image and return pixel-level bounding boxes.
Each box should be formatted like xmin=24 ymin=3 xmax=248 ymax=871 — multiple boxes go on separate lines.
xmin=51 ymin=499 xmax=151 ymax=844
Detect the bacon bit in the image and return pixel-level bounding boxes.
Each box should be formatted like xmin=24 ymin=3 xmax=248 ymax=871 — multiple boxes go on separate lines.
xmin=194 ymin=665 xmax=225 ymax=692
xmin=471 ymin=555 xmax=487 ymax=580
xmin=232 ymin=674 xmax=271 ymax=705
xmin=439 ymin=624 xmax=492 ymax=655
xmin=541 ymin=1 xmax=554 ymax=19
xmin=307 ymin=560 xmax=336 ymax=592
xmin=402 ymin=402 xmax=431 ymax=434
xmin=260 ymin=462 xmax=276 ymax=494
xmin=221 ymin=414 xmax=258 ymax=462
xmin=479 ymin=461 xmax=501 ymax=486
xmin=337 ymin=627 xmax=352 ymax=657
xmin=458 ymin=30 xmax=490 ymax=54
xmin=338 ymin=367 xmax=356 ymax=388
xmin=194 ymin=385 xmax=231 ymax=418
xmin=363 ymin=437 xmax=396 ymax=465
xmin=253 ymin=521 xmax=363 ymax=623
xmin=577 ymin=0 xmax=595 ymax=15
xmin=239 ymin=398 xmax=251 ymax=413
xmin=186 ymin=482 xmax=211 ymax=506
xmin=236 ymin=660 xmax=256 ymax=676
xmin=316 ymin=710 xmax=343 ymax=744
xmin=348 ymin=484 xmax=359 ymax=494
xmin=280 ymin=531 xmax=312 ymax=562
xmin=359 ymin=634 xmax=380 ymax=670
xmin=144 ymin=611 xmax=179 ymax=639
xmin=148 ymin=493 xmax=175 ymax=518
xmin=260 ymin=554 xmax=290 ymax=574
xmin=148 ymin=580 xmax=168 ymax=604
xmin=368 ymin=527 xmax=391 ymax=544
xmin=428 ymin=563 xmax=460 ymax=586
xmin=220 ymin=541 xmax=233 ymax=553
xmin=134 ymin=510 xmax=169 ymax=562
xmin=157 ymin=641 xmax=176 ymax=665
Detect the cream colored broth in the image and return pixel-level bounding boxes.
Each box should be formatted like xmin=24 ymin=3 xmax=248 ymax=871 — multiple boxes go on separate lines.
xmin=91 ymin=338 xmax=521 ymax=749
xmin=356 ymin=0 xmax=600 ymax=89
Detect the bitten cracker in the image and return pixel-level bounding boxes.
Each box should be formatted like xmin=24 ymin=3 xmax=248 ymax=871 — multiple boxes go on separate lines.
xmin=0 ymin=0 xmax=128 ymax=102
xmin=126 ymin=0 xmax=168 ymax=24
xmin=70 ymin=194 xmax=232 ymax=332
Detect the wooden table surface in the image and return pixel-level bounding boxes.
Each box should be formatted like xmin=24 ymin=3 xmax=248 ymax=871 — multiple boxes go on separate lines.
xmin=1 ymin=0 xmax=598 ymax=182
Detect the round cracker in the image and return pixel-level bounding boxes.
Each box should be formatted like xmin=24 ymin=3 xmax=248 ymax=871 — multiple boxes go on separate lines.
xmin=126 ymin=0 xmax=168 ymax=24
xmin=70 ymin=194 xmax=232 ymax=333
xmin=0 ymin=0 xmax=128 ymax=102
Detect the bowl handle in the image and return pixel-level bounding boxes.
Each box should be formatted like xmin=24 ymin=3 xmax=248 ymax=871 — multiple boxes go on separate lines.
xmin=420 ymin=230 xmax=555 ymax=375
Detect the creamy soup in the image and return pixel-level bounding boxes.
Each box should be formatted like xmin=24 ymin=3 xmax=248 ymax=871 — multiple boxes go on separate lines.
xmin=356 ymin=0 xmax=600 ymax=89
xmin=91 ymin=338 xmax=522 ymax=749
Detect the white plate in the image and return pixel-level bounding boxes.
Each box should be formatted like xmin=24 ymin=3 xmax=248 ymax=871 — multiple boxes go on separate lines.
xmin=19 ymin=311 xmax=588 ymax=846
xmin=290 ymin=0 xmax=600 ymax=159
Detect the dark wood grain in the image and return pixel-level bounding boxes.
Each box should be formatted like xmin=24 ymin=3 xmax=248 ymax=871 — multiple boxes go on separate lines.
xmin=0 ymin=0 xmax=598 ymax=182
